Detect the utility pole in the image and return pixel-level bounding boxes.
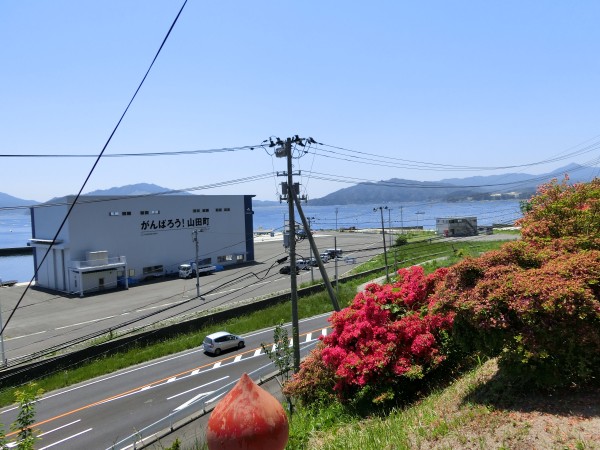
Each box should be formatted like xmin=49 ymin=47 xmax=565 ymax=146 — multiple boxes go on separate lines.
xmin=192 ymin=229 xmax=204 ymax=300
xmin=275 ymin=135 xmax=340 ymax=372
xmin=400 ymin=206 xmax=404 ymax=234
xmin=388 ymin=208 xmax=393 ymax=248
xmin=334 ymin=236 xmax=339 ymax=298
xmin=277 ymin=137 xmax=301 ymax=372
xmin=374 ymin=206 xmax=390 ymax=283
xmin=335 ymin=207 xmax=339 ymax=232
xmin=0 ymin=294 xmax=6 ymax=367
xmin=308 ymin=217 xmax=315 ymax=283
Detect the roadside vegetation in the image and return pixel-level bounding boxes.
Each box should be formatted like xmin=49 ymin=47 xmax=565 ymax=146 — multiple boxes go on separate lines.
xmin=0 ymin=229 xmax=508 ymax=407
xmin=281 ymin=177 xmax=600 ymax=449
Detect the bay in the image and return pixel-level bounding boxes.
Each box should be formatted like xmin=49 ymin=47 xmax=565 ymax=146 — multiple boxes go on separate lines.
xmin=0 ymin=200 xmax=523 ymax=282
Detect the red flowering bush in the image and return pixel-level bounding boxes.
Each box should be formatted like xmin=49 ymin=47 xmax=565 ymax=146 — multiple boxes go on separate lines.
xmin=518 ymin=176 xmax=600 ymax=250
xmin=316 ymin=266 xmax=454 ymax=403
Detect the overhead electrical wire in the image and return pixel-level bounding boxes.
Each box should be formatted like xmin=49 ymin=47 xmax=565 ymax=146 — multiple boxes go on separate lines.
xmin=5 ymin=133 xmax=599 ymax=180
xmin=314 ymin=137 xmax=600 ymax=171
xmin=0 ymin=0 xmax=190 ymax=337
xmin=0 ymin=144 xmax=263 ymax=158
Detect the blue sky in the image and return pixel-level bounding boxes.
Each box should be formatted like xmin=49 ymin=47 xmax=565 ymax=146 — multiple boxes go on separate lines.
xmin=2 ymin=1 xmax=600 ymax=202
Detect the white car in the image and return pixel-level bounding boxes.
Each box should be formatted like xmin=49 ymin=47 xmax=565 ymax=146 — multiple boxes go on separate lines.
xmin=203 ymin=331 xmax=245 ymax=355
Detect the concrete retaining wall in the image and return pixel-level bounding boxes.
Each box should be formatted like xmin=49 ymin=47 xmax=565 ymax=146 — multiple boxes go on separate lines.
xmin=0 ymin=266 xmax=386 ymax=386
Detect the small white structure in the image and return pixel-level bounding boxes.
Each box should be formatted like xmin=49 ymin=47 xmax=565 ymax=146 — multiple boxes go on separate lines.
xmin=29 ymin=194 xmax=255 ymax=296
xmin=436 ymin=217 xmax=478 ymax=237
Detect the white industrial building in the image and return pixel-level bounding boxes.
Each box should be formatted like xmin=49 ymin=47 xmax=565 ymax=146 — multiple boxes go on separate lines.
xmin=436 ymin=216 xmax=478 ymax=237
xmin=29 ymin=194 xmax=255 ymax=296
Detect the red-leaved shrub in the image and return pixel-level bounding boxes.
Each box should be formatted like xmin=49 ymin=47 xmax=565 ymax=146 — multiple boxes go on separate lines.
xmin=282 ymin=341 xmax=336 ymax=405
xmin=435 ymin=239 xmax=600 ymax=386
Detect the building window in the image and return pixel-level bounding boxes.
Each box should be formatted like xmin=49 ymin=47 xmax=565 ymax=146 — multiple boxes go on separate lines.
xmin=109 ymin=211 xmax=120 ymax=216
xmin=122 ymin=211 xmax=131 ymax=216
xmin=224 ymin=207 xmax=230 ymax=212
xmin=143 ymin=265 xmax=163 ymax=275
xmin=216 ymin=208 xmax=223 ymax=212
xmin=236 ymin=254 xmax=244 ymax=262
xmin=203 ymin=208 xmax=209 ymax=212
xmin=193 ymin=209 xmax=201 ymax=213
xmin=151 ymin=210 xmax=160 ymax=215
xmin=140 ymin=211 xmax=149 ymax=215
xmin=217 ymin=255 xmax=226 ymax=263
xmin=128 ymin=269 xmax=135 ymax=277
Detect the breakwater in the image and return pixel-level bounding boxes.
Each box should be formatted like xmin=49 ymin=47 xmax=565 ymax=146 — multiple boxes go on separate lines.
xmin=0 ymin=247 xmax=32 ymax=256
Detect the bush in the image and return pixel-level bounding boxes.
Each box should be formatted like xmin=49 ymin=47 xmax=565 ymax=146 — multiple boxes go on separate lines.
xmin=317 ymin=266 xmax=454 ymax=404
xmin=434 ymin=242 xmax=600 ymax=387
xmin=282 ymin=342 xmax=336 ymax=405
xmin=518 ymin=176 xmax=600 ymax=250
xmin=395 ymin=234 xmax=408 ymax=246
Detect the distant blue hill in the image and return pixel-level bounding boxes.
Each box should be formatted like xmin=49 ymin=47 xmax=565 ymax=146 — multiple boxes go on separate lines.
xmin=308 ymin=163 xmax=600 ymax=205
xmin=83 ymin=183 xmax=189 ymax=197
xmin=0 ymin=192 xmax=37 ymax=215
xmin=41 ymin=183 xmax=190 ymax=206
xmin=2 ymin=166 xmax=599 ymax=210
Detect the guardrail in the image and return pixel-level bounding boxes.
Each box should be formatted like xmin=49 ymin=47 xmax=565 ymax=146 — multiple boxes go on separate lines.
xmin=129 ymin=336 xmax=320 ymax=449
xmin=0 ymin=265 xmax=385 ymax=386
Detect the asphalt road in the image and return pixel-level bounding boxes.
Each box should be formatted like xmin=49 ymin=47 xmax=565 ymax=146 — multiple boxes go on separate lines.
xmin=0 ymin=231 xmax=520 ymax=448
xmin=0 ymin=230 xmax=387 ymax=365
xmin=0 ymin=315 xmax=331 ymax=449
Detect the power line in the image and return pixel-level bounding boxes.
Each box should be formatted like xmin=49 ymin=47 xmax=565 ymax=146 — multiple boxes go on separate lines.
xmin=0 ymin=0 xmax=190 ymax=338
xmin=0 ymin=145 xmax=263 ymax=158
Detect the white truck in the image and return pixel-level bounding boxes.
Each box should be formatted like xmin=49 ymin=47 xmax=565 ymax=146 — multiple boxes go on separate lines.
xmin=178 ymin=262 xmax=216 ymax=279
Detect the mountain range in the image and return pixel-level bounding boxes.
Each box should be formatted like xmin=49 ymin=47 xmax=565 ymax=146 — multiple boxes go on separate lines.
xmin=306 ymin=163 xmax=598 ymax=205
xmin=1 ymin=164 xmax=598 ymax=211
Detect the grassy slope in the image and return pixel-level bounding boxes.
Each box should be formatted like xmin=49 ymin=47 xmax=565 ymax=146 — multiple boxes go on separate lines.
xmin=15 ymin=235 xmax=590 ymax=450
xmin=291 ymin=358 xmax=600 ymax=450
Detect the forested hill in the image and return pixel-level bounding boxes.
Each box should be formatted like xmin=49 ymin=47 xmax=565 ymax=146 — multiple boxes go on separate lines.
xmin=308 ymin=163 xmax=598 ymax=205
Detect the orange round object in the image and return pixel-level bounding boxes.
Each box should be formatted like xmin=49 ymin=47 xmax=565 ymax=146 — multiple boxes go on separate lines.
xmin=206 ymin=373 xmax=289 ymax=450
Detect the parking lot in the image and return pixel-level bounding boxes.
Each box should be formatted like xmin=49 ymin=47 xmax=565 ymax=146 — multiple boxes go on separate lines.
xmin=0 ymin=230 xmax=387 ymax=365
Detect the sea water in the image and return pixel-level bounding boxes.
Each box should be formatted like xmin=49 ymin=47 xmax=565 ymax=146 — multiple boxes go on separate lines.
xmin=0 ymin=200 xmax=523 ymax=282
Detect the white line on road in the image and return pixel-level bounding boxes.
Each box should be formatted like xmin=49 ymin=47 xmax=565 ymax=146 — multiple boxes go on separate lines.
xmin=4 ymin=330 xmax=46 ymax=341
xmin=38 ymin=420 xmax=82 ymax=437
xmin=38 ymin=428 xmax=93 ymax=450
xmin=204 ymin=391 xmax=226 ymax=404
xmin=135 ymin=300 xmax=187 ymax=312
xmin=167 ymin=376 xmax=229 ymax=400
xmin=173 ymin=391 xmax=214 ymax=412
xmin=55 ymin=316 xmax=118 ymax=330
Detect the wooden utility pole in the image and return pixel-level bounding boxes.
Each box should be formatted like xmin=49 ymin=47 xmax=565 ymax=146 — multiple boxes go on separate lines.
xmin=276 ymin=135 xmax=340 ymax=372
